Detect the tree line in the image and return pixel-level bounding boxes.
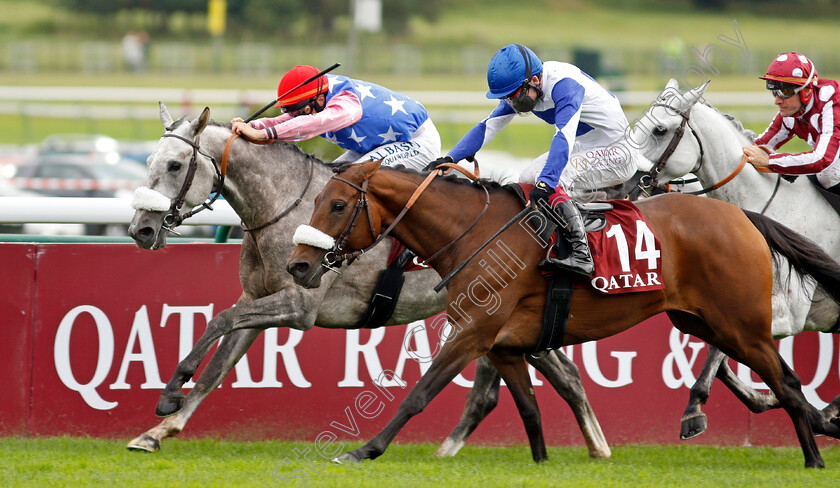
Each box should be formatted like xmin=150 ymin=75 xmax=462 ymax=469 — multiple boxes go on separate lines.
xmin=55 ymin=0 xmax=445 ymax=37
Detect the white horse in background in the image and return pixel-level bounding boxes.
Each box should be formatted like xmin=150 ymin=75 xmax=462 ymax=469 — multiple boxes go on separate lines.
xmin=631 ymin=79 xmax=840 ymax=439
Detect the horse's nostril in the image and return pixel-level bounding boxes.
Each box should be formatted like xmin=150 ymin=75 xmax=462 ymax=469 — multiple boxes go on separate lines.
xmin=129 ymin=226 xmax=155 ymax=244
xmin=289 ymin=261 xmax=310 ymax=278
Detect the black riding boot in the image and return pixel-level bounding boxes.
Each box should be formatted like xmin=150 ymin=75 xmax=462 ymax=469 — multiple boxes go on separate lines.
xmin=542 ymin=200 xmax=594 ymax=277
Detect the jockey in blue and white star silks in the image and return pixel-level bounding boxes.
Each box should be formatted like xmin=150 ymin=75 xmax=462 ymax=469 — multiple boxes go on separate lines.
xmin=231 ymin=65 xmax=440 ymax=172
xmin=445 ymin=45 xmax=634 ymax=194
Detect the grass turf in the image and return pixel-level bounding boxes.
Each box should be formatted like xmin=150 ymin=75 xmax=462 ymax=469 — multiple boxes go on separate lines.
xmin=2 ymin=437 xmax=840 ymax=488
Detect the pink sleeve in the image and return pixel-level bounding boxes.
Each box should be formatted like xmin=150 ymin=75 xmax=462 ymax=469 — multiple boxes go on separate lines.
xmin=253 ymin=91 xmax=363 ymax=142
xmin=250 ymin=113 xmax=293 ymax=130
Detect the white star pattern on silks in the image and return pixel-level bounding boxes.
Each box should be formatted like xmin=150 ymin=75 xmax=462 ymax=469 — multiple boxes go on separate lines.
xmin=378 ymin=126 xmax=401 ymax=143
xmin=383 ymin=96 xmax=407 ymax=115
xmin=355 ymin=84 xmax=375 ymax=101
xmin=348 ymin=129 xmax=367 ymax=145
xmin=324 ymin=132 xmax=339 ymax=144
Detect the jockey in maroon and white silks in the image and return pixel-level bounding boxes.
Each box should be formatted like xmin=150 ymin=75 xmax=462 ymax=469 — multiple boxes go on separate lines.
xmin=746 ymin=52 xmax=840 ymax=191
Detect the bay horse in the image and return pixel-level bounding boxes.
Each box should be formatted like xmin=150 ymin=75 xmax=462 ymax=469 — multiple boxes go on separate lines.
xmin=124 ymin=103 xmax=610 ymax=458
xmin=631 ymin=79 xmax=840 ymax=439
xmin=288 ymin=160 xmax=840 ymax=467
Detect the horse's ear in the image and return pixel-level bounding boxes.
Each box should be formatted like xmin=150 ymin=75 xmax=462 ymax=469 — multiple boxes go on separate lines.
xmin=359 ymin=159 xmax=383 ymax=180
xmin=190 ymin=107 xmax=211 ymax=135
xmin=682 ymin=81 xmax=710 ymax=108
xmin=159 ymin=102 xmax=174 ymax=129
xmin=666 ymin=78 xmax=680 ymax=91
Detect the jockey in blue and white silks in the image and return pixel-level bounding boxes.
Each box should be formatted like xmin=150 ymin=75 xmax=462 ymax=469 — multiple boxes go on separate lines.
xmin=231 ymin=66 xmax=440 ymax=172
xmin=447 ymin=57 xmax=632 ymax=193
xmin=429 ymin=44 xmax=635 ymax=277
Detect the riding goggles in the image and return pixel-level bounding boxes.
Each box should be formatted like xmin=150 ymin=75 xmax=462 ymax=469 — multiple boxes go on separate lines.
xmin=766 ymin=69 xmax=815 ymax=100
xmin=768 ymin=84 xmax=802 ymax=100
xmin=280 ymin=98 xmax=315 ymax=117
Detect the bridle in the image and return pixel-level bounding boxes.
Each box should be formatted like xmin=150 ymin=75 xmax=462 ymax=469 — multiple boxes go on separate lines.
xmin=319 ymin=163 xmax=490 ymax=273
xmin=636 ymin=102 xmax=781 ymax=213
xmin=640 ymin=103 xmax=706 ymax=193
xmin=159 ymin=131 xmax=224 ymax=232
xmin=158 ymin=130 xmax=311 ymax=234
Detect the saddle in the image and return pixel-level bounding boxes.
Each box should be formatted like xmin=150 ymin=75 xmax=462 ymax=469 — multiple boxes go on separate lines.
xmin=505 ymin=183 xmax=612 ymax=236
xmin=808 ymin=175 xmax=840 ymax=214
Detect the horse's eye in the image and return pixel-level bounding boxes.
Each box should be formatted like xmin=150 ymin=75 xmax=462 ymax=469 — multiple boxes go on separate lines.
xmin=653 ymin=126 xmax=668 ymax=136
xmin=331 ymin=201 xmax=346 ymax=213
xmin=168 ymin=161 xmax=182 ymax=172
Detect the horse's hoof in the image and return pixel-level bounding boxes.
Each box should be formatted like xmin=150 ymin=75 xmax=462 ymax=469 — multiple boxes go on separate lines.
xmin=679 ymin=413 xmax=708 ymax=440
xmin=155 ymin=392 xmax=186 ymax=418
xmin=805 ymin=459 xmax=826 ymax=469
xmin=126 ymin=434 xmax=161 ymax=452
xmin=433 ymin=438 xmax=464 ymax=457
xmin=588 ymin=446 xmax=612 ymax=459
xmin=332 ymin=452 xmax=363 ymax=464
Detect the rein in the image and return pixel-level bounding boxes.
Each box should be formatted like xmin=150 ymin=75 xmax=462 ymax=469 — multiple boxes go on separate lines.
xmin=641 ymin=105 xmax=779 ymax=205
xmin=323 ymin=161 xmax=490 ymax=270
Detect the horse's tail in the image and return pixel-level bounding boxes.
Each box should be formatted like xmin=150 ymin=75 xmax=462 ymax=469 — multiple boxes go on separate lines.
xmin=743 ymin=209 xmax=840 ymax=303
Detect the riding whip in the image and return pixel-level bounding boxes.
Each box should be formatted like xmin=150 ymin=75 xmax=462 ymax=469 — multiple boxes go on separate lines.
xmin=243 ymin=63 xmax=341 ymax=123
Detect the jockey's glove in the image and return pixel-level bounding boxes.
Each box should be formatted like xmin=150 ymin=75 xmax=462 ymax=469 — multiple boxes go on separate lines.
xmin=424 ymin=155 xmax=454 ymax=172
xmin=528 ymin=180 xmax=554 ymax=209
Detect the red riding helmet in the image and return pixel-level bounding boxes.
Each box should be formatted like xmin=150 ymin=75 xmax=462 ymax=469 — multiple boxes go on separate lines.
xmin=275 ymin=65 xmax=329 ymax=107
xmin=759 ymin=52 xmax=817 ymax=104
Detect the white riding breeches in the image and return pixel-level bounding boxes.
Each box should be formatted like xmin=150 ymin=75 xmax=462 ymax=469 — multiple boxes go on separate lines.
xmin=518 ymin=136 xmax=638 ymax=193
xmin=333 ymin=119 xmax=442 ymax=172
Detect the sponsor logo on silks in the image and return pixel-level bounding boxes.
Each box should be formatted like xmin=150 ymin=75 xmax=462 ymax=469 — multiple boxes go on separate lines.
xmin=367 ymin=143 xmax=421 ymax=161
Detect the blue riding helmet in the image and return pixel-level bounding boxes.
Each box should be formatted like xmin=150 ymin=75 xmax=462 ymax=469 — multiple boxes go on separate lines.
xmin=486 ymin=44 xmax=544 ymax=99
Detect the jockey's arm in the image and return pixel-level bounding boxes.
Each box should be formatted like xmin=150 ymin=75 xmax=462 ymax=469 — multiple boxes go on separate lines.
xmin=757 ymin=103 xmax=840 ymax=175
xmin=537 ymin=78 xmax=584 ymax=188
xmin=448 ymin=103 xmax=515 ymax=162
xmin=754 ymin=113 xmax=795 ymax=153
xmin=236 ymin=91 xmax=364 ymax=142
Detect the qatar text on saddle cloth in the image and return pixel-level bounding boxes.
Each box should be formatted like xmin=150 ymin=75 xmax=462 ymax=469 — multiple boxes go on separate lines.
xmin=545 ymin=196 xmax=664 ymax=295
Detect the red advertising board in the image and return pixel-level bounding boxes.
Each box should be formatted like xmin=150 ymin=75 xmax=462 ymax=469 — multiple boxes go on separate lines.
xmin=2 ymin=242 xmax=839 ymax=448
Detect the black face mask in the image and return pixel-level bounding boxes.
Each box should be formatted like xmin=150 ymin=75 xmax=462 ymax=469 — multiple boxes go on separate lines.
xmin=506 ymin=81 xmax=543 ymax=113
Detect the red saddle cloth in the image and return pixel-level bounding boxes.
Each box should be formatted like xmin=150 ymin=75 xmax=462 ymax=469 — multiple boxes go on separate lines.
xmin=387 ymin=238 xmax=429 ymax=272
xmin=543 ymin=198 xmax=665 ymax=295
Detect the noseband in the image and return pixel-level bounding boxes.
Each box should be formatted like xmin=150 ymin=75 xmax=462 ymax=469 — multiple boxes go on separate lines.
xmin=159 ymin=132 xmax=225 ymax=231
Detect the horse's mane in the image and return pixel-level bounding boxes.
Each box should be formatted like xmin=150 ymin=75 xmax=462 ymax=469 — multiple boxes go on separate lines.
xmin=698 ymin=100 xmax=756 ymax=142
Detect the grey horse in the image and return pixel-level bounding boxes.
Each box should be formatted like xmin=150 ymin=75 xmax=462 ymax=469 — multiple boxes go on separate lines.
xmin=631 ymin=80 xmax=840 ymax=439
xmin=124 ymin=103 xmax=610 ymax=458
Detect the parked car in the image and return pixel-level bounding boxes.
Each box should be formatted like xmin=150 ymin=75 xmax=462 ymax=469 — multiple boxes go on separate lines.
xmin=39 ymin=134 xmax=119 ymax=157
xmin=38 ymin=133 xmax=154 ymax=167
xmin=9 ymin=153 xmax=147 ymax=235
